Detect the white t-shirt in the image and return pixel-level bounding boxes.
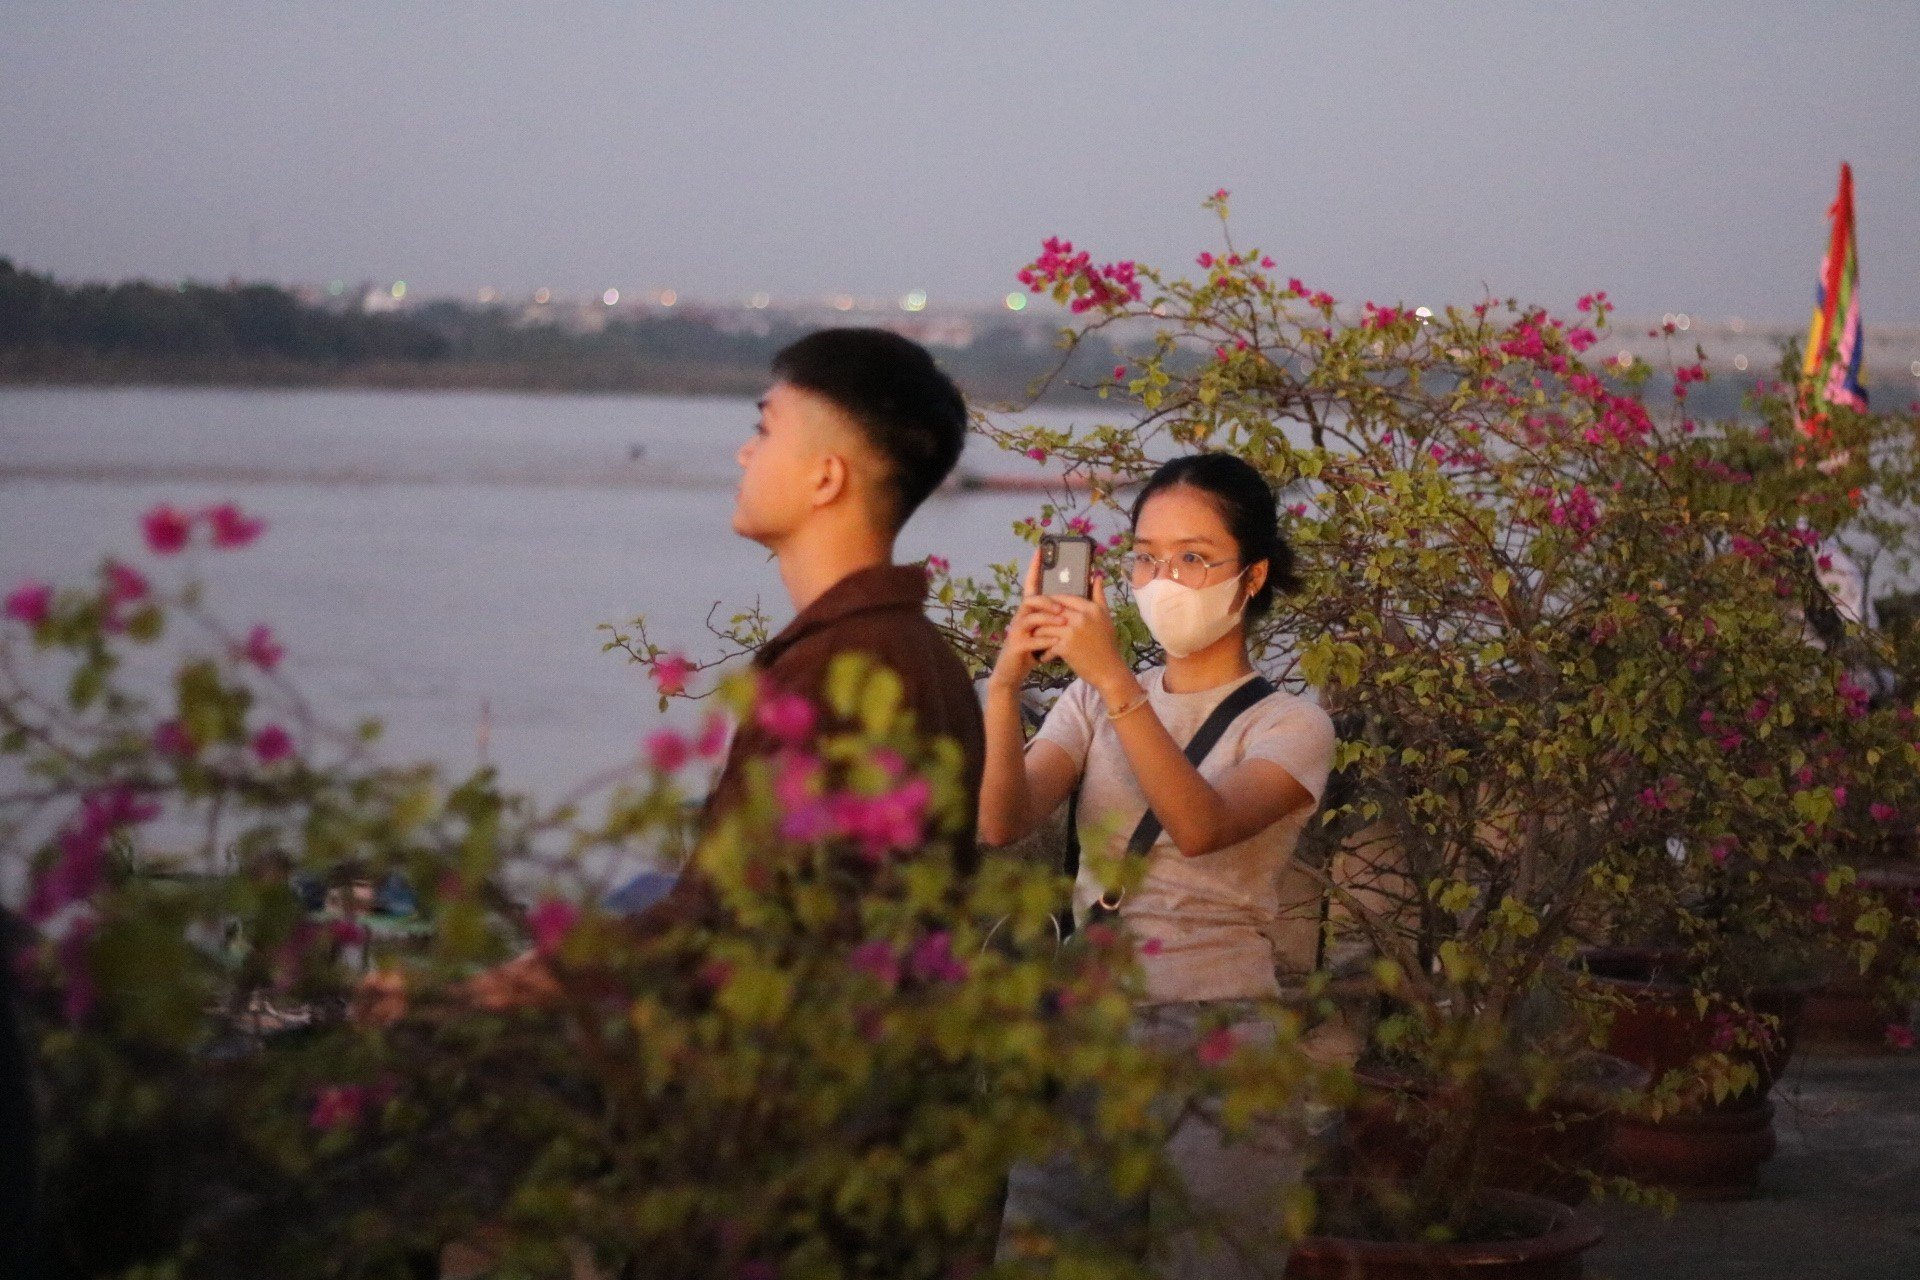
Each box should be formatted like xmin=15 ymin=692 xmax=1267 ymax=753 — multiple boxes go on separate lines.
xmin=1032 ymin=668 xmax=1338 ymax=1004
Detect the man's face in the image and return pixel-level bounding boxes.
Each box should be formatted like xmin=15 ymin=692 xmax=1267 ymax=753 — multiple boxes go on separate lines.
xmin=732 ymin=382 xmax=859 ymax=546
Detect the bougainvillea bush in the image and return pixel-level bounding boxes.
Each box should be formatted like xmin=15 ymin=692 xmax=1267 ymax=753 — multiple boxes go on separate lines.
xmin=930 ymin=192 xmax=1920 ymax=1235
xmin=2 ymin=511 xmax=1341 ymax=1278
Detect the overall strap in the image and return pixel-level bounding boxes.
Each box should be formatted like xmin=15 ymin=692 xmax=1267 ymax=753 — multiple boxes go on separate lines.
xmin=1122 ymin=675 xmax=1275 ymax=857
xmin=1061 ymin=675 xmax=1276 ymax=934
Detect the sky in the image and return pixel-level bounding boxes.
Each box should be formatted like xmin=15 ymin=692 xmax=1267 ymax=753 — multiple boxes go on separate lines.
xmin=3 ymin=1 xmax=1917 ymax=325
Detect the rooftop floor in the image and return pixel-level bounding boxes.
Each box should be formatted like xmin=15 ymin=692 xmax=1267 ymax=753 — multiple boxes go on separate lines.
xmin=1590 ymin=1048 xmax=1920 ymax=1279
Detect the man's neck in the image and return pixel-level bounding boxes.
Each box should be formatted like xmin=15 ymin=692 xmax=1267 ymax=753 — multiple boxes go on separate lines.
xmin=774 ymin=522 xmax=895 ymax=614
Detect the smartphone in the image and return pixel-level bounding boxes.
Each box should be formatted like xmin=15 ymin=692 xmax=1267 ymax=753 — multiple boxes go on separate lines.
xmin=1038 ymin=534 xmax=1095 ymax=598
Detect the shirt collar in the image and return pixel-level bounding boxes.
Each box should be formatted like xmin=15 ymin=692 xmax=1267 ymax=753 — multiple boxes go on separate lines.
xmin=757 ymin=563 xmax=931 ymax=667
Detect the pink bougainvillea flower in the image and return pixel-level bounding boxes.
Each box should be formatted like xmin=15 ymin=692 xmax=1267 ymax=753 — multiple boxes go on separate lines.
xmin=773 ymin=749 xmax=823 ymax=809
xmin=4 ymin=579 xmax=53 ymax=627
xmin=756 ymin=691 xmax=817 ymax=747
xmin=1870 ymin=802 xmax=1898 ymax=823
xmin=152 ymin=719 xmax=196 ymax=758
xmin=1887 ymin=1023 xmax=1915 ymax=1051
xmin=1025 ymin=447 xmax=1049 ymax=463
xmin=1212 ymin=187 xmax=1230 ymax=201
xmin=1196 ymin=1027 xmax=1237 ymax=1066
xmin=1112 ymin=364 xmax=1128 ymax=380
xmin=698 ymin=958 xmax=735 ymax=992
xmin=527 ymin=897 xmax=580 ymax=957
xmin=646 ymin=728 xmax=691 ymax=773
xmin=251 ymin=723 xmax=294 ymax=765
xmin=1065 ymin=515 xmax=1093 ymax=536
xmin=694 ymin=711 xmax=730 ymax=760
xmin=835 ymin=776 xmax=933 ymax=863
xmin=1832 ymin=784 xmax=1849 ymax=808
xmin=650 ymin=652 xmax=694 ymax=696
xmin=203 ymin=502 xmax=266 ymax=549
xmin=309 ymin=1084 xmax=369 ymax=1132
xmin=141 ymin=504 xmax=194 ymax=555
xmin=103 ymin=561 xmax=149 ymax=606
xmin=780 ymin=800 xmax=836 ymax=843
xmin=238 ymin=623 xmax=284 ymax=672
xmin=1810 ymin=902 xmax=1833 ymax=925
xmin=848 ymin=939 xmax=902 ymax=990
xmin=1139 ymin=937 xmax=1164 ymax=957
xmin=924 ymin=554 xmax=950 ymax=576
xmin=24 ymin=786 xmax=160 ymax=926
xmin=908 ymin=930 xmax=967 ymax=984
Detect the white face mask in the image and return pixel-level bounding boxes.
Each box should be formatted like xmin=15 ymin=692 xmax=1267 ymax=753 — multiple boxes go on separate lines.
xmin=1133 ymin=568 xmax=1248 ymax=658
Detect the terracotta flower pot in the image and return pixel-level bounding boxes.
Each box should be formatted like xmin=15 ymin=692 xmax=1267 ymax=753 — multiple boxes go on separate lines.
xmin=1606 ymin=1100 xmax=1776 ymax=1201
xmin=1342 ymin=1056 xmax=1645 ymax=1205
xmin=1800 ymin=862 xmax=1920 ymax=1054
xmin=1285 ymin=1181 xmax=1604 ymax=1279
xmin=1576 ymin=947 xmax=1807 ymax=1199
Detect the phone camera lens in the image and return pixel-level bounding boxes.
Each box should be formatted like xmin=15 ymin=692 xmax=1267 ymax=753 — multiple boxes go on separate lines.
xmin=1040 ymin=541 xmax=1057 ymax=569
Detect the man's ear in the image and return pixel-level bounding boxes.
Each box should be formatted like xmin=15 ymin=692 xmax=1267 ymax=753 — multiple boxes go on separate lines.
xmin=811 ymin=452 xmax=850 ymax=510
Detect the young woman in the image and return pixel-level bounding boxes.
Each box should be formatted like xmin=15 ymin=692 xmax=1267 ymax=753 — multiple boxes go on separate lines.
xmin=981 ymin=452 xmax=1341 ymax=1277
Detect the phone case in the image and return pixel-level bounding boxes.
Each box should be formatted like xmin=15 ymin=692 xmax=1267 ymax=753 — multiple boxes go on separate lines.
xmin=1040 ymin=535 xmax=1095 ymax=598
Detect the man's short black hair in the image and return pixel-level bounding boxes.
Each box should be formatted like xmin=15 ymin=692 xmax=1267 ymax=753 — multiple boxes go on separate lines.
xmin=770 ymin=328 xmax=968 ymax=530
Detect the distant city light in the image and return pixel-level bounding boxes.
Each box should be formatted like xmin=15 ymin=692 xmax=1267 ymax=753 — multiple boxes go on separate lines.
xmin=749 ymin=292 xmax=771 ymax=309
xmin=477 ymin=287 xmax=498 ymax=304
xmin=1733 ymin=354 xmax=1749 ymax=371
xmin=534 ymin=288 xmax=552 ymax=304
xmin=1911 ymin=360 xmax=1920 ymax=377
xmin=1661 ymin=313 xmax=1674 ymax=327
xmin=1413 ymin=306 xmax=1433 ymax=322
xmin=1729 ymin=316 xmax=1746 ymax=333
xmin=658 ymin=289 xmax=677 ymax=307
xmin=602 ymin=288 xmax=620 ymax=306
xmin=1616 ymin=350 xmax=1634 ymax=367
xmin=389 ymin=281 xmax=407 ymax=300
xmin=326 ymin=280 xmax=345 ymax=297
xmin=1004 ymin=292 xmax=1027 ymax=312
xmin=832 ymin=295 xmax=855 ymax=312
xmin=901 ymin=289 xmax=928 ymax=313
xmin=1675 ymin=313 xmax=1691 ymax=331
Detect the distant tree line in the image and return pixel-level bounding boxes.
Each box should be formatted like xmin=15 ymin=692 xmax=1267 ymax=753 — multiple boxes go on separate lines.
xmin=0 ymin=259 xmax=1123 ymax=402
xmin=0 ymin=259 xmax=448 ymax=364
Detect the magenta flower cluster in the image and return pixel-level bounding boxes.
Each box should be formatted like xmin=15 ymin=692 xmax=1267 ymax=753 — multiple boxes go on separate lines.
xmin=846 ymin=930 xmax=969 ymax=990
xmin=141 ymin=501 xmax=266 ymax=555
xmin=1017 ymin=237 xmax=1143 ymax=314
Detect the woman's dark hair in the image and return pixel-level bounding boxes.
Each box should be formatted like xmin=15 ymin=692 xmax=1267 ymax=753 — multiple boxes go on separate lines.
xmin=1128 ymin=453 xmax=1298 ymax=617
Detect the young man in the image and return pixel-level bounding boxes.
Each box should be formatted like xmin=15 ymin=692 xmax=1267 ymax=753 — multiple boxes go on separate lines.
xmin=647 ymin=327 xmax=986 ymax=913
xmin=418 ymin=328 xmax=981 ymax=1012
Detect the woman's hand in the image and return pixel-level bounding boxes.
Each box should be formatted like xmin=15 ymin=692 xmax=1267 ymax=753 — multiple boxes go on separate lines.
xmin=987 ymin=551 xmax=1062 ymax=691
xmin=1030 ymin=572 xmax=1135 ymax=701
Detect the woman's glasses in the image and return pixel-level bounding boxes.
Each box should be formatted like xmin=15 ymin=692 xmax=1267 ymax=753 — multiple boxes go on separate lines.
xmin=1123 ymin=551 xmax=1237 ymax=587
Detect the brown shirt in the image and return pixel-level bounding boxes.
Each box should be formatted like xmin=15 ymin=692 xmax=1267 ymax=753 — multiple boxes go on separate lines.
xmin=656 ymin=563 xmax=985 ymax=924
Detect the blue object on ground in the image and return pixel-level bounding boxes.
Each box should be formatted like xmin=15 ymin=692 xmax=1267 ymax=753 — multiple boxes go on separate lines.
xmin=375 ymin=871 xmax=421 ymax=917
xmin=604 ymin=869 xmax=679 ymax=915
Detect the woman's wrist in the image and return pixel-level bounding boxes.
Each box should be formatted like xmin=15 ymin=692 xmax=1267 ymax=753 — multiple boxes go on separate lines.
xmin=985 ymin=669 xmax=1026 ymax=696
xmin=1093 ymin=670 xmax=1144 ymax=711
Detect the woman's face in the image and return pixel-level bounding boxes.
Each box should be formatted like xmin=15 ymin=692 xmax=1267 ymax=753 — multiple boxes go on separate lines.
xmin=1131 ymin=484 xmax=1266 ymax=604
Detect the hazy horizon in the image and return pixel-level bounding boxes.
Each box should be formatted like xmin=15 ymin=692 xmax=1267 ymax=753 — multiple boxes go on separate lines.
xmin=5 ymin=2 xmax=1917 ymax=327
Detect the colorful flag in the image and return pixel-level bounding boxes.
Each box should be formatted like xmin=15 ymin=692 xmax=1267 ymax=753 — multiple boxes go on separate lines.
xmin=1799 ymin=162 xmax=1868 ymax=430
